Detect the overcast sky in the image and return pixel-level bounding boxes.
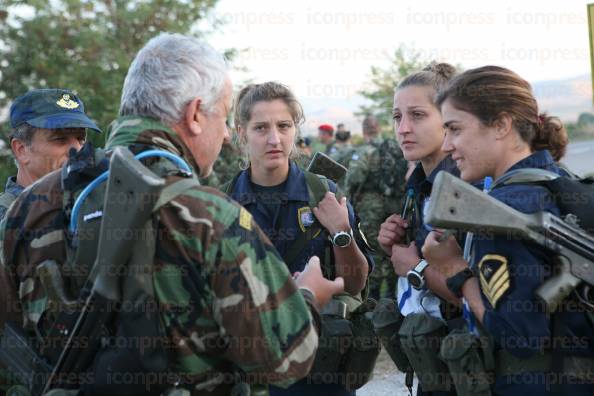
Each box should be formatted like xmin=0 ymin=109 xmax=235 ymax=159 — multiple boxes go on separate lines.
xmin=204 ymin=0 xmax=593 ymax=133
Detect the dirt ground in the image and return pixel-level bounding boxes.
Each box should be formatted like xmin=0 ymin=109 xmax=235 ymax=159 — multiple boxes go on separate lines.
xmin=357 ymin=349 xmax=416 ymax=396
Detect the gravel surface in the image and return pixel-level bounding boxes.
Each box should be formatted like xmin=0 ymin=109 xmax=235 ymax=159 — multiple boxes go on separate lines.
xmin=357 ymin=349 xmax=416 ymax=396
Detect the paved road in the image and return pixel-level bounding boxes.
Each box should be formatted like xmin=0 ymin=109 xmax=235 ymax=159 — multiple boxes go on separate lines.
xmin=562 ymin=139 xmax=594 ymax=176
xmin=359 ymin=140 xmax=594 ymax=396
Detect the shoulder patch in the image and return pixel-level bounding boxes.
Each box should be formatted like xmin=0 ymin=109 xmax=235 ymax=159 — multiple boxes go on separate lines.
xmin=298 ymin=206 xmax=315 ymax=232
xmin=478 ymin=254 xmax=510 ymax=308
xmin=239 ymin=207 xmax=252 ymax=230
xmin=351 ymin=153 xmax=360 ymax=161
xmin=297 ymin=206 xmax=322 ymax=238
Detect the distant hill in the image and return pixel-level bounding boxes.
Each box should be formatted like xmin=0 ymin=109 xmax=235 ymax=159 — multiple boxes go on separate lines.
xmin=532 ymin=74 xmax=594 ymax=122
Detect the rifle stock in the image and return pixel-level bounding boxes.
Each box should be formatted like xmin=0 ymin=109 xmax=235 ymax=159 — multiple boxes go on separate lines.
xmin=307 ymin=151 xmax=347 ymax=183
xmin=426 ymin=171 xmax=594 ymax=312
xmin=42 ymin=146 xmax=165 ymax=393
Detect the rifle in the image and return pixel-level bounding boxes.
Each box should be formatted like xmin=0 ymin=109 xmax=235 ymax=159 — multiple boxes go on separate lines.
xmin=425 ymin=171 xmax=594 ymax=313
xmin=307 ymin=151 xmax=347 ymax=183
xmin=0 ymin=147 xmax=165 ymax=395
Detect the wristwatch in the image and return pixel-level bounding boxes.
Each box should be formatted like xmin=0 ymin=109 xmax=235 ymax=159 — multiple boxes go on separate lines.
xmin=406 ymin=259 xmax=429 ymax=290
xmin=330 ymin=229 xmax=353 ymax=248
xmin=446 ymin=268 xmax=476 ymax=298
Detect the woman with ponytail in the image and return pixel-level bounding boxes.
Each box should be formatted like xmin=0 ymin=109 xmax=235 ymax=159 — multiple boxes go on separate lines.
xmin=422 ymin=65 xmax=593 ymax=395
xmin=377 ymin=62 xmax=462 ymax=396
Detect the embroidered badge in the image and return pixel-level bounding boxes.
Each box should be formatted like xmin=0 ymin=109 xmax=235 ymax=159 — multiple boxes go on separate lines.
xmin=56 ymin=94 xmax=80 ymax=109
xmin=478 ymin=254 xmax=510 ymax=308
xmin=239 ymin=207 xmax=252 ymax=230
xmin=298 ymin=206 xmax=315 ymax=232
xmin=351 ymin=153 xmax=360 ymax=161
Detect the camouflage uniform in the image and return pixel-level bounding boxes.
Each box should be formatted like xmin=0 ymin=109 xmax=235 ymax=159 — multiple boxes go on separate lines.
xmin=213 ymin=142 xmax=241 ymax=187
xmin=0 ymin=116 xmax=319 ymax=395
xmin=198 ymin=169 xmax=220 ymax=188
xmin=199 ymin=142 xmax=241 ymax=189
xmin=310 ymin=138 xmax=331 ymax=155
xmin=345 ymin=137 xmax=407 ymax=300
xmin=0 ymin=176 xmax=24 ymax=222
xmin=293 ymin=151 xmax=311 ymax=170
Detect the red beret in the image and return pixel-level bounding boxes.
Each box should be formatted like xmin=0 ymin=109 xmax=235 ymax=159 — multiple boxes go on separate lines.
xmin=318 ymin=124 xmax=334 ymax=133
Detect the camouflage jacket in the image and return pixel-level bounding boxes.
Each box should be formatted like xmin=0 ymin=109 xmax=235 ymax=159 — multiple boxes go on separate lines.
xmin=0 ymin=176 xmax=24 ymax=223
xmin=345 ymin=137 xmax=407 ymax=213
xmin=344 ymin=137 xmax=407 ymax=252
xmin=213 ymin=142 xmax=241 ymax=187
xmin=0 ymin=116 xmax=318 ymax=394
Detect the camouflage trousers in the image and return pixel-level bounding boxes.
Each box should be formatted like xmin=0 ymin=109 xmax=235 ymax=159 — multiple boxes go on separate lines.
xmin=354 ymin=194 xmax=397 ymax=300
xmin=368 ymin=253 xmax=397 ymax=300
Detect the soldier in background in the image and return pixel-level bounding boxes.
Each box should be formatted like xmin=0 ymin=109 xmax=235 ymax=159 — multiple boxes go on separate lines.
xmin=310 ymin=123 xmax=334 ymax=154
xmin=199 ymin=132 xmax=241 ymax=189
xmin=329 ymin=129 xmax=351 ymax=160
xmin=329 ymin=130 xmax=354 ymax=190
xmin=213 ymin=132 xmax=241 ymax=186
xmin=294 ymin=136 xmax=313 ymax=169
xmin=0 ymin=89 xmax=101 ymax=221
xmin=345 ymin=115 xmax=407 ymax=300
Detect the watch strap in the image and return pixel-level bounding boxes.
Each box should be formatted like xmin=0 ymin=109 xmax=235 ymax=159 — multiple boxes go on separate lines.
xmin=446 ymin=268 xmax=476 ymax=298
xmin=413 ymin=259 xmax=429 ymax=275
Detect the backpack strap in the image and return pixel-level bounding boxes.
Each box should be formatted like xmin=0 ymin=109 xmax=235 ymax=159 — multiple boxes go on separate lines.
xmin=283 ymin=171 xmax=337 ymax=278
xmin=304 ymin=170 xmax=329 ymax=207
xmin=490 ymin=168 xmax=559 ymax=190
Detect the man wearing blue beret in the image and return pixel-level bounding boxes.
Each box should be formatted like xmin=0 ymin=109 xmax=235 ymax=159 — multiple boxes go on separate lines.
xmin=0 ymin=89 xmax=101 ymax=220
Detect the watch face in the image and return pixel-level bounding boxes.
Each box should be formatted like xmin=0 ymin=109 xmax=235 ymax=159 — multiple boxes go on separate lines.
xmin=334 ymin=233 xmax=351 ymax=247
xmin=407 ymin=272 xmax=423 ymax=289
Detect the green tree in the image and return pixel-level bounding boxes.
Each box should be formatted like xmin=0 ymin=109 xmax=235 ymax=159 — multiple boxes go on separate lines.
xmin=577 ymin=112 xmax=594 ymax=126
xmin=0 ymin=0 xmax=224 ymax=184
xmin=357 ymin=46 xmax=424 ymax=134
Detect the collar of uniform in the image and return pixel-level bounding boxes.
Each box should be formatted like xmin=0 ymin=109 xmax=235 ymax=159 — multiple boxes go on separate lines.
xmin=427 ymin=155 xmax=459 ymax=183
xmin=503 ymin=149 xmax=557 ymax=173
xmin=408 ymin=155 xmax=459 ymax=194
xmin=105 ymin=115 xmax=199 ymax=174
xmin=231 ymin=161 xmax=309 ymax=205
xmin=4 ymin=175 xmax=24 ymax=197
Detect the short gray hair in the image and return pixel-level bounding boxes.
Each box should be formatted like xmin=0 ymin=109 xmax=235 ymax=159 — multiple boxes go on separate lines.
xmin=119 ymin=33 xmax=228 ymax=126
xmin=10 ymin=123 xmax=38 ymax=146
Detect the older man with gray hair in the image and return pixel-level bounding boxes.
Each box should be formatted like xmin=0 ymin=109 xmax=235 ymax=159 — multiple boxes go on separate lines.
xmin=1 ymin=33 xmax=342 ymax=395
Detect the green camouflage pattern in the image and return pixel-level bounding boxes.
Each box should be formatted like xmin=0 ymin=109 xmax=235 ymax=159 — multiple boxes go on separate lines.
xmin=213 ymin=142 xmax=241 ymax=187
xmin=199 ymin=141 xmax=240 ymax=189
xmin=0 ymin=177 xmax=24 ymax=223
xmin=344 ymin=137 xmax=408 ymax=299
xmin=0 ymin=116 xmax=319 ymax=395
xmin=309 ymin=138 xmax=330 ymax=155
xmin=293 ymin=152 xmax=311 ymax=170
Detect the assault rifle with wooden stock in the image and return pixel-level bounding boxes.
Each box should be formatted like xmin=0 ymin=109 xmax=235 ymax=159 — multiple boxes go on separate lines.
xmin=425 ymin=171 xmax=594 ymax=313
